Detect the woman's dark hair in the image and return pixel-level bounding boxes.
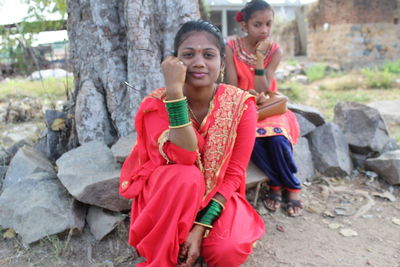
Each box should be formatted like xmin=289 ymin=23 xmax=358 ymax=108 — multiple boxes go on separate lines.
xmin=240 ymin=0 xmax=274 ymax=22
xmin=173 ymin=20 xmax=225 ymax=59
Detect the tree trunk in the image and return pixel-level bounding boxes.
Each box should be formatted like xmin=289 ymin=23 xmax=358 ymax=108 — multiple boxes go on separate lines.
xmin=67 ymin=0 xmax=199 ymax=146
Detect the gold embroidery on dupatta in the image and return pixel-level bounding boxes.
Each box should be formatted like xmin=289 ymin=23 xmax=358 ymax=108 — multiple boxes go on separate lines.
xmin=202 ymin=85 xmax=253 ymax=198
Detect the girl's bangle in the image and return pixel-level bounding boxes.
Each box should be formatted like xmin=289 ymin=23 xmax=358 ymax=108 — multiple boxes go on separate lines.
xmin=255 ymin=69 xmax=265 ymax=76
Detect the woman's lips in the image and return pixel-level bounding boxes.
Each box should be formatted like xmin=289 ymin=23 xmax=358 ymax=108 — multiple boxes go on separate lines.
xmin=190 ymin=72 xmax=207 ymax=78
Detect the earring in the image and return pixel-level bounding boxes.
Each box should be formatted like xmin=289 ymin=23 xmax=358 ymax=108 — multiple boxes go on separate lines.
xmin=220 ymin=67 xmax=225 ymax=82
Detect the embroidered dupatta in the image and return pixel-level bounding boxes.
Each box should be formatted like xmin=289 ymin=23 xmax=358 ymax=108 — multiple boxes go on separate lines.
xmin=120 ymin=84 xmax=254 ymax=206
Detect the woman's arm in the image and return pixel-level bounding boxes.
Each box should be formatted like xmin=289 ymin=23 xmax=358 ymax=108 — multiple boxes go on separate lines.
xmin=254 ymin=43 xmax=283 ymax=94
xmin=225 ymin=44 xmax=239 ymax=86
xmin=161 ymin=56 xmax=198 ymax=152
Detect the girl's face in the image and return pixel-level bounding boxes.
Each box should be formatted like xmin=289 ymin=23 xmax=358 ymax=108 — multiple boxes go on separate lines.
xmin=243 ymin=9 xmax=274 ymax=42
xmin=177 ymin=31 xmax=222 ymax=89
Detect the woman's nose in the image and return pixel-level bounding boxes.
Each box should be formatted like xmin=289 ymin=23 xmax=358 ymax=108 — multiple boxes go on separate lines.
xmin=192 ymin=54 xmax=206 ymax=67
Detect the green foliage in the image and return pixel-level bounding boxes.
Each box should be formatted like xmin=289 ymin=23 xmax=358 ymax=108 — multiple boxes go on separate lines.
xmin=285 ymin=58 xmax=299 ymax=66
xmin=382 ymin=59 xmax=400 ymax=74
xmin=22 ymin=0 xmax=67 ymax=21
xmin=361 ymin=68 xmax=394 ymax=89
xmin=279 ymin=81 xmax=304 ymax=102
xmin=305 ymin=63 xmax=327 ymax=82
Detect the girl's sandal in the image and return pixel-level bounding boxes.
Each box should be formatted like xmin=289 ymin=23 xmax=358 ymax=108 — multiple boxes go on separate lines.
xmin=262 ymin=193 xmax=282 ymax=212
xmin=286 ymin=199 xmax=303 ymax=217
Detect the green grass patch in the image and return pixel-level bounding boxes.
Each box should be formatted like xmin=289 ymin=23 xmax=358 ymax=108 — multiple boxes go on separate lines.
xmin=0 ymin=77 xmax=73 ymax=101
xmin=382 ymin=59 xmax=400 ymax=74
xmin=361 ymin=68 xmax=394 ymax=89
xmin=279 ymin=81 xmax=304 ymax=102
xmin=305 ymin=63 xmax=327 ymax=82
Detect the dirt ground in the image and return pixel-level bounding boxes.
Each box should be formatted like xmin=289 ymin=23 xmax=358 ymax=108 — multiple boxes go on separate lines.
xmin=1 ymin=172 xmax=399 ymax=267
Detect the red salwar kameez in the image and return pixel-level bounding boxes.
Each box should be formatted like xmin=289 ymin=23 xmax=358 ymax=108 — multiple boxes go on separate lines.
xmin=120 ymin=84 xmax=265 ymax=267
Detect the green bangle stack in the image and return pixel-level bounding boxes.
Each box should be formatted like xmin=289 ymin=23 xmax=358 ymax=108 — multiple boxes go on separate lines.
xmin=255 ymin=69 xmax=265 ymax=76
xmin=194 ymin=198 xmax=224 ymax=229
xmin=164 ymin=97 xmax=191 ymax=129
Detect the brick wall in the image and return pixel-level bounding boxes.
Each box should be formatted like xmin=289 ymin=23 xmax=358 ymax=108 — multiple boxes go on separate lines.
xmin=307 ymin=0 xmax=400 ymax=68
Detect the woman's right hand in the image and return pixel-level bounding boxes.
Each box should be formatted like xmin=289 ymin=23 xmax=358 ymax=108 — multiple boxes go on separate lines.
xmin=161 ymin=56 xmax=187 ymax=99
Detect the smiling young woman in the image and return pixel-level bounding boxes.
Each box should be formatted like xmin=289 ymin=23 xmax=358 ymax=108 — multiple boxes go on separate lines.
xmin=119 ymin=20 xmax=264 ymax=267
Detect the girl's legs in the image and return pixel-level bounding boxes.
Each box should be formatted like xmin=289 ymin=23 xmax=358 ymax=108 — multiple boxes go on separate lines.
xmin=129 ymin=164 xmax=205 ymax=267
xmin=201 ymin=192 xmax=264 ymax=267
xmin=251 ymin=136 xmax=302 ymax=215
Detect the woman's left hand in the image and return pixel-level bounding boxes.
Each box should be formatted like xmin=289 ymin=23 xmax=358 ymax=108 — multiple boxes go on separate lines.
xmin=177 ymin=225 xmax=205 ymax=266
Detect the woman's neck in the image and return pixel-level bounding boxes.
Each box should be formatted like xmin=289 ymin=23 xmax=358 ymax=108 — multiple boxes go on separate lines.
xmin=184 ymin=84 xmax=216 ymax=107
xmin=242 ymin=36 xmax=258 ymax=54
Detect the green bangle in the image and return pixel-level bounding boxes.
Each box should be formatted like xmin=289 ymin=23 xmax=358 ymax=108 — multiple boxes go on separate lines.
xmin=164 ymin=98 xmax=190 ymax=127
xmin=194 ymin=199 xmax=223 ymax=228
xmin=255 ymin=69 xmax=265 ymax=76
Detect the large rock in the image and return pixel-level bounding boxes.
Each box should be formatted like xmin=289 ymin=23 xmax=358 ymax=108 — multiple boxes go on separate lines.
xmin=3 ymin=146 xmax=56 ymax=191
xmin=111 ymin=132 xmax=137 ymax=164
xmin=288 ymin=103 xmax=325 ymax=126
xmin=294 ymin=113 xmax=316 ymax=137
xmin=365 ymin=150 xmax=400 ymax=185
xmin=367 ymin=100 xmax=400 ymax=130
xmin=293 ymin=137 xmax=315 ymax=182
xmin=56 ymin=141 xmax=130 ymax=212
xmin=1 ymin=123 xmax=40 ymax=146
xmin=86 ymin=206 xmax=126 ymax=240
xmin=334 ymin=102 xmax=393 ymax=155
xmin=307 ymin=123 xmax=353 ymax=177
xmin=0 ymin=178 xmax=86 ymax=246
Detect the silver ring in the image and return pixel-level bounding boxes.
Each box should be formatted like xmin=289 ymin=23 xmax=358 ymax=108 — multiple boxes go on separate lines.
xmin=178 ymin=61 xmax=184 ymax=65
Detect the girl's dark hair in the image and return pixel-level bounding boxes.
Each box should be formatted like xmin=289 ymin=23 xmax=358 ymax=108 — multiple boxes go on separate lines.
xmin=173 ymin=20 xmax=225 ymax=59
xmin=241 ymin=0 xmax=274 ymax=22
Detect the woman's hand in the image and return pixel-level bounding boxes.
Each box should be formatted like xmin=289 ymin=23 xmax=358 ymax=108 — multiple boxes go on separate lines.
xmin=161 ymin=56 xmax=187 ymax=99
xmin=177 ymin=225 xmax=206 ymax=267
xmin=255 ymin=39 xmax=273 ymax=60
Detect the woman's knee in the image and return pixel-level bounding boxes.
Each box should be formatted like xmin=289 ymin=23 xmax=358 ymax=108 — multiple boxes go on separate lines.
xmin=155 ymin=164 xmax=204 ymax=189
xmin=202 ymin=237 xmax=251 ymax=267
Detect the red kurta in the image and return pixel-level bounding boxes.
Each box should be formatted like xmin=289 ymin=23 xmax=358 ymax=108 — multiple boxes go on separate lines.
xmin=120 ymin=84 xmax=265 ymax=267
xmin=227 ymin=37 xmax=300 ymax=145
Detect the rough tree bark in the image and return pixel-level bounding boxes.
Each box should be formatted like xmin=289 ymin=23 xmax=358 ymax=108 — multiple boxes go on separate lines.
xmin=67 ymin=0 xmax=199 ymax=146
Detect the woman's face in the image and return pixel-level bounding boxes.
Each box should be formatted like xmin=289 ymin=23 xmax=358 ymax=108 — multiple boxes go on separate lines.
xmin=177 ymin=31 xmax=221 ymax=89
xmin=243 ymin=9 xmax=274 ymax=42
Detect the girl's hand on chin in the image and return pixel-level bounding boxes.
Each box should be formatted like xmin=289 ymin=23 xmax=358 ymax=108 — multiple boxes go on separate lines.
xmin=161 ymin=56 xmax=187 ymax=98
xmin=255 ymin=39 xmax=273 ymax=58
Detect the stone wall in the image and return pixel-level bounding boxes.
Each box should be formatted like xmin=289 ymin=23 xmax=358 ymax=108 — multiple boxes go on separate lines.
xmin=307 ymin=0 xmax=400 ymax=69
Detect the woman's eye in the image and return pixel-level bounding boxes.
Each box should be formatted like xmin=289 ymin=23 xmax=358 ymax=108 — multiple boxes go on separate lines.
xmin=182 ymin=53 xmax=193 ymax=58
xmin=204 ymin=53 xmax=215 ymax=58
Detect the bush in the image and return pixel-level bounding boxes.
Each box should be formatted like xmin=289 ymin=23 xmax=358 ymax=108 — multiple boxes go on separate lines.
xmin=305 ymin=63 xmax=327 ymax=82
xmin=382 ymin=59 xmax=400 ymax=74
xmin=361 ymin=68 xmax=394 ymax=89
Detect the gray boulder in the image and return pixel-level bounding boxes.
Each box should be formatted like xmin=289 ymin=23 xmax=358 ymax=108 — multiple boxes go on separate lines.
xmin=0 ymin=178 xmax=86 ymax=246
xmin=56 ymin=141 xmax=130 ymax=212
xmin=307 ymin=123 xmax=353 ymax=177
xmin=365 ymin=150 xmax=400 ymax=185
xmin=111 ymin=132 xmax=137 ymax=164
xmin=294 ymin=113 xmax=316 ymax=137
xmin=86 ymin=206 xmax=126 ymax=240
xmin=3 ymin=146 xmax=56 ymax=190
xmin=288 ymin=103 xmax=325 ymax=126
xmin=334 ymin=102 xmax=392 ymax=155
xmin=293 ymin=137 xmax=315 ymax=182
xmin=367 ymin=100 xmax=400 ymax=130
